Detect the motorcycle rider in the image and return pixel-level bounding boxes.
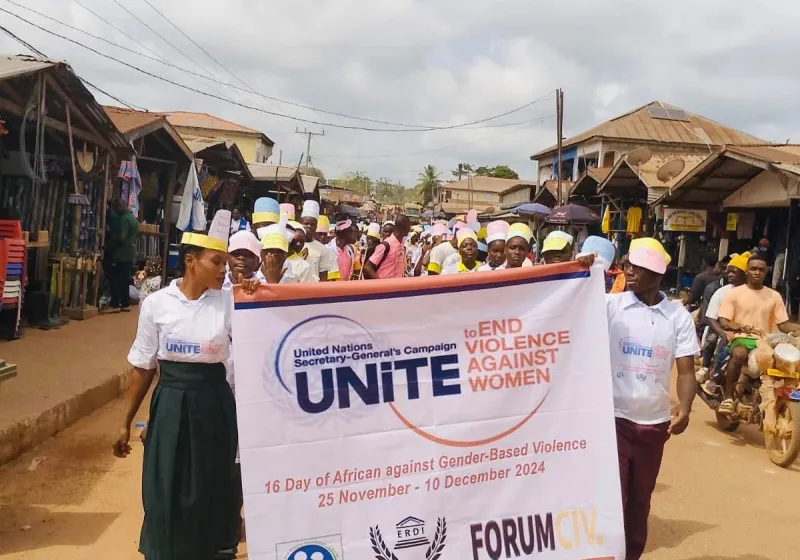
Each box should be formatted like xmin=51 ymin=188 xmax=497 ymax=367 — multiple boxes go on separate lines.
xmin=717 ymin=253 xmax=800 ymax=414
xmin=699 ymin=253 xmax=748 ymax=393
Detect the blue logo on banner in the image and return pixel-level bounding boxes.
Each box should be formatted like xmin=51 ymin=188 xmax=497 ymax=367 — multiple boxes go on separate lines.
xmin=286 ymin=543 xmax=337 ymax=560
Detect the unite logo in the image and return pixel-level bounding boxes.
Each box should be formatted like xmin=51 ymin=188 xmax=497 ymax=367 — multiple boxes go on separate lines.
xmin=619 ymin=338 xmax=669 ymax=368
xmin=272 ymin=314 xmax=553 ymax=448
xmin=165 ymin=337 xmax=201 ymax=355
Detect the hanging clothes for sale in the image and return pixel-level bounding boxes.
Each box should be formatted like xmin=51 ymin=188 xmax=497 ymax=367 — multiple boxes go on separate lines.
xmin=626 ymin=206 xmax=642 ymax=234
xmin=736 ymin=212 xmax=755 ymax=239
xmin=601 ymin=205 xmax=611 ymax=234
xmin=118 ymin=158 xmax=142 ymax=218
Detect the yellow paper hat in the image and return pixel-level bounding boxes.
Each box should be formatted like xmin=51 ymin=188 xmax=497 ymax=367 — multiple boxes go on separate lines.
xmin=367 ymin=222 xmax=381 ymax=239
xmin=541 ymin=230 xmax=574 ymax=253
xmin=316 ymin=215 xmax=331 ymax=233
xmin=729 ymin=251 xmax=750 ymax=272
xmin=181 ymin=209 xmax=230 ymax=252
xmin=456 ymin=228 xmax=478 ymax=248
xmin=478 ymin=226 xmax=488 ymax=240
xmin=628 ymin=237 xmax=671 ymax=274
xmin=260 ymin=215 xmax=291 ymax=252
xmin=506 ymin=222 xmax=533 ymax=243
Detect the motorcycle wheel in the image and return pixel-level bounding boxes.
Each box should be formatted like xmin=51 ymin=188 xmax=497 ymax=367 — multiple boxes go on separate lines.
xmin=766 ymin=400 xmax=800 ymax=468
xmin=715 ymin=411 xmax=740 ymax=432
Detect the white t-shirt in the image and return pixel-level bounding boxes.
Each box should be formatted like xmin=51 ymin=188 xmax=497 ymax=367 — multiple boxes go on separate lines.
xmin=285 ymin=254 xmax=315 ymax=283
xmin=427 ymin=242 xmax=457 ymax=274
xmin=705 ymin=283 xmax=733 ymax=321
xmin=305 ymin=239 xmax=338 ymax=282
xmin=127 ymin=280 xmax=231 ymax=370
xmin=606 ymin=291 xmax=699 ymax=425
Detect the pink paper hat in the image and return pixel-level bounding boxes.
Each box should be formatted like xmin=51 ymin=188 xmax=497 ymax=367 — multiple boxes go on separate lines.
xmin=486 ymin=220 xmax=510 ymax=244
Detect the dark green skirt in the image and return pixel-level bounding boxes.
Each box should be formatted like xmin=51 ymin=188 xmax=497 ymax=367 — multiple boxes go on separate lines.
xmin=140 ymin=360 xmax=238 ymax=560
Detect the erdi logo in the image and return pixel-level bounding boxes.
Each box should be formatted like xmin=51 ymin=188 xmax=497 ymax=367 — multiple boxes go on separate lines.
xmin=369 ymin=515 xmax=447 ymax=560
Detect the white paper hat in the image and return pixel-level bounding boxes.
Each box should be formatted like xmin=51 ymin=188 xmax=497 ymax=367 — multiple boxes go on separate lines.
xmin=301 ymin=200 xmax=320 ymax=219
xmin=181 ymin=209 xmax=230 ymax=251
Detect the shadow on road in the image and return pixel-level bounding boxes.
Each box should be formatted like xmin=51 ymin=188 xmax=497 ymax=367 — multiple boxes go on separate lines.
xmin=646 ymin=515 xmax=715 ymax=554
xmin=0 ymin=505 xmax=119 ymax=554
xmin=654 ymin=482 xmax=671 ymax=494
xmin=703 ymin=421 xmax=765 ymax=449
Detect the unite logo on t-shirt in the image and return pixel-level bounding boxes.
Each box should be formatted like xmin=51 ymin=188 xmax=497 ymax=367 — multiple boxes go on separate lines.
xmin=619 ymin=338 xmax=669 ymax=369
xmin=166 ymin=338 xmax=202 ymax=355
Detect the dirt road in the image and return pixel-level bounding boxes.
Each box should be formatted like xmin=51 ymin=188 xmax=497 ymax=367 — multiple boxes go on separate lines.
xmin=0 ymin=395 xmax=797 ymax=559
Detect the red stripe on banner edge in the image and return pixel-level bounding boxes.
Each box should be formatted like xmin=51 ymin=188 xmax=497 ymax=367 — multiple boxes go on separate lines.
xmin=234 ymin=261 xmax=588 ymax=305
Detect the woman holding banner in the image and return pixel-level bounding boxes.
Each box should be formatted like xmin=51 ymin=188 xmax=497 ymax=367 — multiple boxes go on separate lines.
xmin=113 ymin=210 xmax=241 ymax=560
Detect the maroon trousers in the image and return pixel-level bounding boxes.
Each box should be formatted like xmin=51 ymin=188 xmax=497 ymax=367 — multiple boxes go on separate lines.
xmin=615 ymin=417 xmax=670 ymax=560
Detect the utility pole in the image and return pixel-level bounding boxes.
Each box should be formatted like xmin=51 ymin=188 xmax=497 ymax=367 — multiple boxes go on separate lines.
xmin=295 ymin=127 xmax=324 ymax=173
xmin=556 ymin=89 xmax=564 ymax=206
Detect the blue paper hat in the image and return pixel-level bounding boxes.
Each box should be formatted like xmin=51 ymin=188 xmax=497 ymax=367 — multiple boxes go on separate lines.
xmin=578 ymin=236 xmax=616 ymax=271
xmin=253 ymin=197 xmax=280 ymax=224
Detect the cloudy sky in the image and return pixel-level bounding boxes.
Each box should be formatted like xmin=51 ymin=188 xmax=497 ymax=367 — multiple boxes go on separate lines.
xmin=2 ymin=0 xmax=798 ymax=186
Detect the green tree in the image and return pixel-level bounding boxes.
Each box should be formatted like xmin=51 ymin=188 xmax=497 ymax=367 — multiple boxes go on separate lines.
xmin=451 ymin=163 xmax=474 ymax=180
xmin=474 ymin=165 xmax=519 ymax=179
xmin=416 ymin=165 xmax=440 ymax=204
xmin=303 ymin=166 xmax=326 ymax=182
xmin=490 ymin=165 xmax=519 ymax=179
xmin=335 ymin=171 xmax=372 ymax=197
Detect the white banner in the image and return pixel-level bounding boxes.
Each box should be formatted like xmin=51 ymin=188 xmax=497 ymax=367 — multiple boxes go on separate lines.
xmin=233 ymin=263 xmax=625 ymax=560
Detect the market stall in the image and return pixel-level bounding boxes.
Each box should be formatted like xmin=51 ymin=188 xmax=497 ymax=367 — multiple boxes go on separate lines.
xmin=0 ymin=55 xmax=128 ymax=326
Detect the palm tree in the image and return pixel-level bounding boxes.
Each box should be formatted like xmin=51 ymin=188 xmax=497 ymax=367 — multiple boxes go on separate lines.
xmin=451 ymin=163 xmax=474 ymax=180
xmin=416 ymin=165 xmax=440 ymax=204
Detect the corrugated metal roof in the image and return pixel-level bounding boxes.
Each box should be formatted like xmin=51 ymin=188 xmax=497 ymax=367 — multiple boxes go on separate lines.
xmin=0 ymin=55 xmax=128 ymax=151
xmin=163 ymin=111 xmax=274 ymax=146
xmin=725 ymin=144 xmax=800 ymax=165
xmin=103 ymin=105 xmax=162 ymax=134
xmin=248 ymin=163 xmax=297 ymax=181
xmin=532 ymin=101 xmax=766 ymax=159
xmin=301 ymin=175 xmax=319 ymax=194
xmin=0 ymin=54 xmax=54 ymax=80
xmin=444 ymin=176 xmax=536 ymax=194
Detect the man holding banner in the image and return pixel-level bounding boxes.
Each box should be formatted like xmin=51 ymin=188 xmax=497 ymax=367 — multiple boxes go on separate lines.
xmin=607 ymin=237 xmax=699 ymax=560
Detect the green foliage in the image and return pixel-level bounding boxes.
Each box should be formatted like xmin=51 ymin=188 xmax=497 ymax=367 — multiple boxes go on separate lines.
xmin=416 ymin=165 xmax=440 ymax=204
xmin=303 ymin=167 xmax=326 ymax=182
xmin=474 ymin=165 xmax=519 ymax=179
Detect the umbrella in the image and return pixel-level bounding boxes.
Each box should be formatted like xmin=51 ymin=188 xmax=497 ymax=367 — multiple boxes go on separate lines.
xmin=421 ymin=210 xmax=433 ymax=218
xmin=513 ymin=203 xmax=550 ymax=217
xmin=546 ymin=204 xmax=600 ymax=225
xmin=335 ymin=204 xmax=359 ymax=218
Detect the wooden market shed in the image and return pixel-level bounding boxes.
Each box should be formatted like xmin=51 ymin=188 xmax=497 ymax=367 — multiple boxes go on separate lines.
xmin=0 ymin=54 xmax=130 ymax=323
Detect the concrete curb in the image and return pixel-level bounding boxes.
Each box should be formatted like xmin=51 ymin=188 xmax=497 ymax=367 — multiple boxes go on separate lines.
xmin=0 ymin=367 xmax=132 ymax=466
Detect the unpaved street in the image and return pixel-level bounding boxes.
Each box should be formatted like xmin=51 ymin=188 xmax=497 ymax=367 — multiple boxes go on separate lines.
xmin=0 ymin=394 xmax=797 ymax=559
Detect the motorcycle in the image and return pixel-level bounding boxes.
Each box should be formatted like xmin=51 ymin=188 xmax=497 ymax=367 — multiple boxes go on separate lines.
xmin=696 ymin=334 xmax=800 ymax=468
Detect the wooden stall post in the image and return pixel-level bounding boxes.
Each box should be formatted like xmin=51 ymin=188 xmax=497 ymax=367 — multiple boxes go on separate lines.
xmin=161 ymin=163 xmax=177 ymax=286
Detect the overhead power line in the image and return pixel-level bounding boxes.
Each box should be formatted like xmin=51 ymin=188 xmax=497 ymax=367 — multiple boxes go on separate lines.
xmin=109 ymin=0 xmax=215 ymax=81
xmin=139 ymin=0 xmax=253 ymax=93
xmin=2 ymin=2 xmax=555 ymax=131
xmin=1 ymin=9 xmax=554 ymax=133
xmin=0 ymin=22 xmax=140 ymax=110
xmin=0 ymin=23 xmax=46 ymax=57
xmin=72 ymin=0 xmax=167 ymax=63
xmin=314 ymin=115 xmax=554 ymax=160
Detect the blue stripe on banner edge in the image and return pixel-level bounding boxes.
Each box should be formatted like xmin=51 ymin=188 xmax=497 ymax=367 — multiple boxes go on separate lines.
xmin=234 ymin=270 xmax=590 ymax=310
